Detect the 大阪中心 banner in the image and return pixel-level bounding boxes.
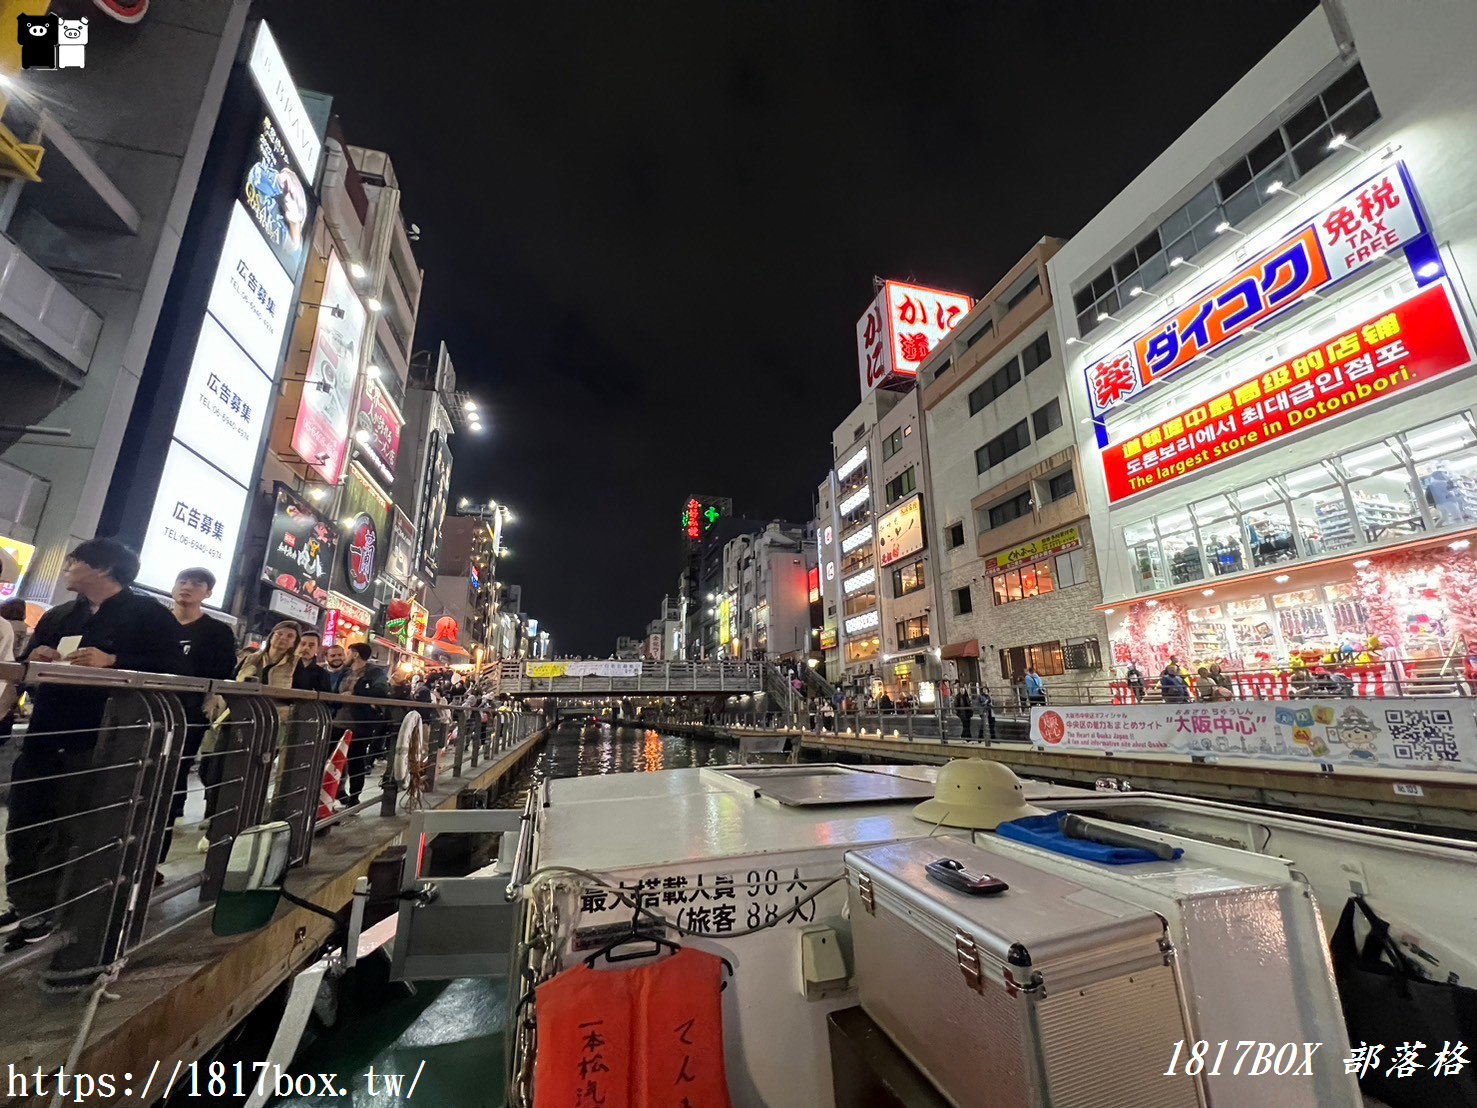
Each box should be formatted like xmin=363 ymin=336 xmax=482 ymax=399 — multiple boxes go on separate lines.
xmin=1031 ymin=699 xmax=1477 ymax=775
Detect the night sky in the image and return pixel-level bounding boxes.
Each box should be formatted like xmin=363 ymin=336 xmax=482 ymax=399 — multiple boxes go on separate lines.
xmin=262 ymin=1 xmax=1314 ymax=654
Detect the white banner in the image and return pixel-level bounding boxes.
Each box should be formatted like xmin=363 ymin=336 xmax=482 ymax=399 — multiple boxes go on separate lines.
xmin=1031 ymin=700 xmax=1477 ymax=775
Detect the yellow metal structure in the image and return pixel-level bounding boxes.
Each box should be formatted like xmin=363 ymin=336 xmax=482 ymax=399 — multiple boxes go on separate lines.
xmin=0 ymin=0 xmax=50 ymax=181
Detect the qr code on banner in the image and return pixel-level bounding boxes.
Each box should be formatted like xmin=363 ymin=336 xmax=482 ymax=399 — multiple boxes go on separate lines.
xmin=1383 ymin=708 xmax=1461 ymax=762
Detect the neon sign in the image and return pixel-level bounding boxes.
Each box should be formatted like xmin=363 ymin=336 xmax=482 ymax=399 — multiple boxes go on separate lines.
xmin=1086 ymin=164 xmax=1428 ymax=417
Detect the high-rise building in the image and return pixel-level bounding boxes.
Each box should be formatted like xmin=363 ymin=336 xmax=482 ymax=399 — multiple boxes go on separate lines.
xmin=2 ymin=4 xmax=256 ymax=603
xmin=917 ymin=241 xmax=1109 ymax=687
xmin=1053 ymin=0 xmax=1477 ymax=688
xmin=817 ymin=280 xmax=973 ymax=699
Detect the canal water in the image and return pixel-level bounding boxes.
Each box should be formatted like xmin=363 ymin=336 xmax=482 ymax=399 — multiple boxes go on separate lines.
xmin=267 ymin=721 xmax=733 ymax=1108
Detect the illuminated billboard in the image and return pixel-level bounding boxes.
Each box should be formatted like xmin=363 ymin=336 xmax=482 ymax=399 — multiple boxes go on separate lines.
xmin=1102 ymin=283 xmax=1475 ymax=502
xmin=1085 ymin=163 xmax=1429 ymax=418
xmin=292 ymin=250 xmax=367 ymax=484
xmin=877 ymin=494 xmax=925 ymax=567
xmin=857 ymin=280 xmax=972 ymax=396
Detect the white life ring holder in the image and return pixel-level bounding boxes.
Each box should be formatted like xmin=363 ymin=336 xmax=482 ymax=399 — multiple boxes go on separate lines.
xmin=394 ymin=710 xmax=423 ymax=785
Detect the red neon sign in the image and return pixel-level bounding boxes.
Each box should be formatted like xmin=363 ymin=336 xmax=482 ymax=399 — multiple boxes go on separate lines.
xmin=1101 ymin=284 xmax=1475 ymax=502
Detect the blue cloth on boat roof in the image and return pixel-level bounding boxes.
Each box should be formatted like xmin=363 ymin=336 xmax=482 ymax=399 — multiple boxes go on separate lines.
xmin=995 ymin=811 xmax=1182 ymax=865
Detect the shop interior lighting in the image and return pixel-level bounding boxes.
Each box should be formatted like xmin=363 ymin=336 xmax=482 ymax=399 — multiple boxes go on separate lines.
xmin=307 ymin=487 xmax=327 ymax=503
xmin=841 ymin=524 xmax=873 ymax=553
xmin=838 ymin=485 xmax=871 ymax=515
xmin=365 ymin=297 xmax=383 ymax=313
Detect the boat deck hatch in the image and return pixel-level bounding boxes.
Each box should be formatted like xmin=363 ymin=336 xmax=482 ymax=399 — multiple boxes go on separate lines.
xmin=721 ymin=766 xmax=936 ymax=807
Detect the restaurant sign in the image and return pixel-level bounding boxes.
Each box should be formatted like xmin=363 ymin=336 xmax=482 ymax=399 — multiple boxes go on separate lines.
xmin=1102 ymin=282 xmax=1475 ymax=502
xmin=261 ymin=483 xmax=336 ymax=606
xmin=1086 ymin=163 xmax=1428 ymax=417
xmin=877 ymin=493 xmax=925 ymax=567
xmin=987 ymin=525 xmax=1081 ymax=573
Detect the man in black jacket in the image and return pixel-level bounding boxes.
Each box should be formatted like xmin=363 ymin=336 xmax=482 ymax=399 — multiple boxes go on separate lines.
xmin=159 ymin=567 xmax=238 ymax=868
xmin=293 ymin=630 xmax=333 ymax=693
xmin=341 ymin=642 xmax=390 ymax=806
xmin=3 ymin=539 xmax=186 ymax=947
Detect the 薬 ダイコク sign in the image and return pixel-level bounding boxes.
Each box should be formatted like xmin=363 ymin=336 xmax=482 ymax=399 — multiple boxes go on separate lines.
xmin=1101 ymin=282 xmax=1474 ymax=502
xmin=1085 ymin=164 xmax=1427 ymax=418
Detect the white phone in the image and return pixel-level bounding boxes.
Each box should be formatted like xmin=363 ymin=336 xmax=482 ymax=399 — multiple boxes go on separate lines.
xmin=56 ymin=635 xmax=83 ymax=660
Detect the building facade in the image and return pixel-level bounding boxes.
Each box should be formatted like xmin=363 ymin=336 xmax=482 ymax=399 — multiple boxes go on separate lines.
xmin=2 ymin=4 xmax=255 ymax=603
xmin=718 ymin=521 xmax=810 ymax=661
xmin=1051 ymin=1 xmax=1477 ymax=690
xmin=920 ymin=241 xmax=1109 ymax=687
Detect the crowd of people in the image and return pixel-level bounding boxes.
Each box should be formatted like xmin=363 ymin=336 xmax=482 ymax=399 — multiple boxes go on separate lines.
xmin=0 ymin=536 xmax=499 ymax=953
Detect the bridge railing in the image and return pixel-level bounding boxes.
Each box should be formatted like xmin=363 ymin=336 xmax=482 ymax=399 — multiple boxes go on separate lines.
xmin=0 ymin=660 xmax=544 ymax=992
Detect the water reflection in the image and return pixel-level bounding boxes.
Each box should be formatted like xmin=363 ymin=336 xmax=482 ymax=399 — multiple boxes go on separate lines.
xmin=497 ymin=720 xmax=733 ymax=807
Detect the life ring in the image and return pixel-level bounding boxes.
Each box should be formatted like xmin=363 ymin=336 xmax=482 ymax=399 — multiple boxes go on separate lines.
xmin=394 ymin=711 xmax=423 ymax=785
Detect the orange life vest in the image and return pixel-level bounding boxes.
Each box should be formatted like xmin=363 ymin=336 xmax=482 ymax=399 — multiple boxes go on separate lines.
xmin=534 ymin=946 xmax=732 ymax=1107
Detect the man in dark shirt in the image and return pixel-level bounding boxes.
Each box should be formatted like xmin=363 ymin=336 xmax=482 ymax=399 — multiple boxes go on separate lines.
xmin=159 ymin=567 xmax=238 ymax=867
xmin=341 ymin=643 xmax=391 ymax=806
xmin=2 ymin=539 xmax=186 ymax=947
xmin=293 ymin=630 xmax=332 ymax=693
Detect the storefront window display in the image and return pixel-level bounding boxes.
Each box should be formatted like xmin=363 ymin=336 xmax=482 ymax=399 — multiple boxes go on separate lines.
xmin=1407 ymin=416 xmax=1477 ymax=526
xmin=1285 ymin=462 xmax=1344 ymax=557
xmin=1126 ymin=520 xmax=1165 ymax=591
xmin=1158 ymin=507 xmax=1203 ymax=587
xmin=1191 ymin=494 xmax=1244 ymax=576
xmin=846 ymin=635 xmax=880 ymax=663
xmin=1237 ymin=480 xmax=1298 ymax=567
xmin=1110 ymin=545 xmax=1477 ymax=686
xmin=1118 ymin=415 xmax=1477 ymax=595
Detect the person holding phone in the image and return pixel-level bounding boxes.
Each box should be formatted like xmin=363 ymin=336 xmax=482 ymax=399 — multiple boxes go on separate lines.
xmin=3 ymin=538 xmax=185 ymax=948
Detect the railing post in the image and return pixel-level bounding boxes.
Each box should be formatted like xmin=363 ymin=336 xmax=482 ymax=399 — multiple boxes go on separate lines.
xmin=269 ymin=698 xmax=331 ymax=864
xmin=453 ymin=708 xmax=467 ymax=778
xmin=45 ymin=689 xmax=183 ymax=989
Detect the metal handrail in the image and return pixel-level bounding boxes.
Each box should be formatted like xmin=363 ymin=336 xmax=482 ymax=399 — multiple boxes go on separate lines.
xmin=0 ymin=662 xmax=547 ymax=991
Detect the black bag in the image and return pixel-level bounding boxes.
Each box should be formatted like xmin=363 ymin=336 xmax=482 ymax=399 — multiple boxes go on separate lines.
xmin=1329 ymin=895 xmax=1477 ymax=1107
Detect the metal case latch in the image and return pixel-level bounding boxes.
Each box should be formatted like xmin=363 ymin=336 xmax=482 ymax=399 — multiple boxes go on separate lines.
xmin=857 ymin=873 xmax=875 ymax=915
xmin=954 ymin=930 xmax=984 ymax=993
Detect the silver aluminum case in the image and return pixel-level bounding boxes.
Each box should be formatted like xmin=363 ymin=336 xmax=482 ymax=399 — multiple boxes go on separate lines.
xmin=972 ymin=826 xmax=1360 ymax=1107
xmin=846 ymin=837 xmax=1203 ymax=1108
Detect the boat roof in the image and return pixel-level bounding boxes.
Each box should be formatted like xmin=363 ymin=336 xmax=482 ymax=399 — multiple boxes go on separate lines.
xmin=537 ymin=763 xmax=1094 ymax=872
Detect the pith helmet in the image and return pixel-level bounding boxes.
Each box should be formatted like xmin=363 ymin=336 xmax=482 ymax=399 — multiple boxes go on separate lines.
xmin=913 ymin=759 xmax=1047 ymax=830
